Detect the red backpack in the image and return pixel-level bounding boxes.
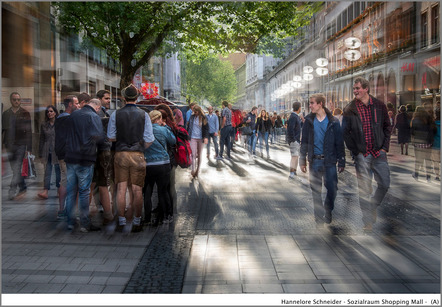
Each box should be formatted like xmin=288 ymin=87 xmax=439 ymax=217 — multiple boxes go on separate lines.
xmin=174 ymin=126 xmax=192 ymax=168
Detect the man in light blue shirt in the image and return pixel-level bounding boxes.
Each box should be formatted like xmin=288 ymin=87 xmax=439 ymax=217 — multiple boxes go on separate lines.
xmin=184 ymin=102 xmax=196 ymax=128
xmin=206 ymin=105 xmax=220 ymax=159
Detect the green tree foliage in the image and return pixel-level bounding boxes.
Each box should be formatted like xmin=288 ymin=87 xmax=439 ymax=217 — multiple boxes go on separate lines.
xmin=185 ymin=55 xmax=237 ymax=107
xmin=53 ymin=2 xmax=323 ymax=88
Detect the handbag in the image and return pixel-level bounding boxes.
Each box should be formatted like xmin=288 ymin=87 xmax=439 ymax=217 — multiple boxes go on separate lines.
xmin=241 ymin=125 xmax=253 ymax=136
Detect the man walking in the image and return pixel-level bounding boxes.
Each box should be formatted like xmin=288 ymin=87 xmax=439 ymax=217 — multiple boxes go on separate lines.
xmin=245 ymin=106 xmax=258 ymax=157
xmin=287 ymin=101 xmax=302 ymax=180
xmin=300 ymin=94 xmax=345 ymax=226
xmin=217 ymin=100 xmax=233 ymax=160
xmin=343 ymin=77 xmax=391 ymax=232
xmin=107 ymin=84 xmax=154 ymax=233
xmin=64 ymin=99 xmax=104 ymax=232
xmin=54 ymin=95 xmax=79 ymax=219
xmin=206 ymin=105 xmax=219 ymax=159
xmin=2 ymin=92 xmax=33 ymax=200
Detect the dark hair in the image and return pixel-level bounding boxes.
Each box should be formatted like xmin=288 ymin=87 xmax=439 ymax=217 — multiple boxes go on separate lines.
xmin=45 ymin=105 xmax=59 ymax=122
xmin=154 ymin=103 xmax=178 ymax=132
xmin=222 ymin=100 xmax=229 ymax=107
xmin=292 ymin=101 xmax=301 ymax=112
xmin=10 ymin=92 xmax=20 ymax=101
xmin=354 ymin=77 xmax=370 ymax=93
xmin=77 ymin=92 xmax=91 ymax=103
xmin=62 ymin=95 xmax=77 ymax=109
xmin=398 ymin=105 xmax=406 ymax=113
xmin=96 ymin=90 xmax=110 ymax=99
xmin=412 ymin=106 xmax=431 ymax=125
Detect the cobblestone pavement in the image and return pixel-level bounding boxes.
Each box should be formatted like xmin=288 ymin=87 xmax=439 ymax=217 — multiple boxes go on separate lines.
xmin=2 ymin=136 xmax=440 ymax=296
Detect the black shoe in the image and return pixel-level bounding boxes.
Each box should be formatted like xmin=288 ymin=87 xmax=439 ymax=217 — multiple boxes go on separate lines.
xmin=426 ymin=175 xmax=431 ymax=182
xmin=412 ymin=173 xmax=418 ymax=180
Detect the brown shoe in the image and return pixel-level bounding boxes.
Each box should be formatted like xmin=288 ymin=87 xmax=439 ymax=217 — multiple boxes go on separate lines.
xmin=37 ymin=190 xmax=48 ymax=199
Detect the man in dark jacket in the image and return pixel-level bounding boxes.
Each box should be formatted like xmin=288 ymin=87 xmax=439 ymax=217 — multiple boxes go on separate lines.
xmin=300 ymin=93 xmax=345 ymax=226
xmin=64 ymin=98 xmax=104 ymax=232
xmin=2 ymin=92 xmax=33 ymax=200
xmin=287 ymin=101 xmax=302 ymax=180
xmin=343 ymin=77 xmax=391 ymax=232
xmin=54 ymin=95 xmax=79 ymax=219
xmin=244 ymin=106 xmax=258 ymax=157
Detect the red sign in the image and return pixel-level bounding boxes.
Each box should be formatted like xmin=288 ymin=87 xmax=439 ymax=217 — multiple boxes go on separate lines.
xmin=423 ymin=56 xmax=440 ymax=69
xmin=401 ymin=62 xmax=415 ymax=73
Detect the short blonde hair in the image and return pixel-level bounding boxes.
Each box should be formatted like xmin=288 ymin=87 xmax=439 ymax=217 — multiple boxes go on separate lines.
xmin=149 ymin=110 xmax=162 ymax=123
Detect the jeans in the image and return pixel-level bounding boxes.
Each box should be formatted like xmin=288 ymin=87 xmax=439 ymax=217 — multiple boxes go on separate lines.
xmin=229 ymin=127 xmax=236 ymax=150
xmin=219 ymin=126 xmax=232 ymax=158
xmin=258 ymin=131 xmax=270 ymax=155
xmin=207 ymin=133 xmax=219 ymax=157
xmin=7 ymin=144 xmax=27 ymax=194
xmin=247 ymin=131 xmax=257 ymax=154
xmin=354 ymin=152 xmax=390 ymax=226
xmin=65 ymin=163 xmax=94 ymax=228
xmin=43 ymin=153 xmax=61 ymax=190
xmin=144 ymin=163 xmax=171 ymax=223
xmin=309 ymin=159 xmax=338 ymax=223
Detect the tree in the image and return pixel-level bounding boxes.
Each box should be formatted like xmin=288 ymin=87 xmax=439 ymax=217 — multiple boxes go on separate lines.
xmin=53 ymin=2 xmax=323 ymax=89
xmin=185 ymin=55 xmax=237 ymax=107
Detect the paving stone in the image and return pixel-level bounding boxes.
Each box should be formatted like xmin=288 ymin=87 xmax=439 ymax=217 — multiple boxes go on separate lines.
xmin=404 ymin=283 xmax=441 ymax=293
xmin=202 ymin=284 xmax=243 ymax=294
xmin=322 ymin=283 xmax=370 ymax=293
xmin=242 ymin=283 xmax=284 ymax=293
xmin=282 ymin=284 xmax=326 ymax=293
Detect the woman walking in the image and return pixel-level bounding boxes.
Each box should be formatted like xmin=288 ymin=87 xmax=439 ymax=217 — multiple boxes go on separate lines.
xmin=38 ymin=105 xmax=61 ymax=202
xmin=395 ymin=105 xmax=411 ymax=155
xmin=186 ymin=105 xmax=208 ymax=179
xmin=255 ymin=109 xmax=272 ymax=158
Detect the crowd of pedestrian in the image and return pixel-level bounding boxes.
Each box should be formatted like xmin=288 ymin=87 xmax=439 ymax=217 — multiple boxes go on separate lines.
xmin=2 ymin=76 xmax=440 ymax=234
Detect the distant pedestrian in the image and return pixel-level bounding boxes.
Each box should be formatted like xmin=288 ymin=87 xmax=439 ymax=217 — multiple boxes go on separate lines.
xmin=275 ymin=115 xmax=283 ymax=143
xmin=107 ymin=84 xmax=154 ymax=233
xmin=332 ymin=108 xmax=343 ymax=126
xmin=287 ymin=102 xmax=302 ymax=180
xmin=2 ymin=92 xmax=33 ymax=200
xmin=343 ymin=77 xmax=391 ymax=232
xmin=37 ymin=105 xmax=61 ymax=200
xmin=394 ymin=105 xmax=411 ymax=155
xmin=300 ymin=94 xmax=345 ymax=226
xmin=184 ymin=102 xmax=196 ymax=129
xmin=217 ymin=100 xmax=233 ymax=160
xmin=187 ymin=105 xmax=208 ymax=178
xmin=206 ymin=105 xmax=219 ymax=159
xmin=244 ymin=106 xmax=258 ymax=157
xmin=255 ymin=109 xmax=271 ymax=159
xmin=411 ymin=106 xmax=435 ymax=181
xmin=77 ymin=92 xmax=91 ymax=109
xmin=64 ymin=99 xmax=105 ymax=232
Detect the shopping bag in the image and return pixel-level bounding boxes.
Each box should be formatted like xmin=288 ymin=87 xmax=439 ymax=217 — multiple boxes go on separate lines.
xmin=27 ymin=154 xmax=37 ymax=179
xmin=21 ymin=156 xmax=29 ymax=177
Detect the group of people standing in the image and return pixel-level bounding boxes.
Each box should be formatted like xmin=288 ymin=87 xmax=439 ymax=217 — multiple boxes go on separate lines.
xmin=3 ymin=76 xmax=439 ymax=234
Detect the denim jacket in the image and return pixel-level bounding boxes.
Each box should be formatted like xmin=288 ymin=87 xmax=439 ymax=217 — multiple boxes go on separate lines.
xmin=144 ymin=124 xmax=176 ymax=165
xmin=300 ymin=111 xmax=345 ymax=168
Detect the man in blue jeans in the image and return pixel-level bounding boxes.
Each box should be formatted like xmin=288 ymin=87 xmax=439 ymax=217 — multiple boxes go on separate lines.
xmin=217 ymin=100 xmax=233 ymax=160
xmin=244 ymin=106 xmax=258 ymax=157
xmin=206 ymin=105 xmax=219 ymax=159
xmin=343 ymin=77 xmax=391 ymax=232
xmin=64 ymin=99 xmax=105 ymax=232
xmin=300 ymin=93 xmax=345 ymax=227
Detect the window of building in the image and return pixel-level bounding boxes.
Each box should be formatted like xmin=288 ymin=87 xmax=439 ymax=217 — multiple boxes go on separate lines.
xmin=431 ymin=4 xmax=439 ymax=44
xmin=348 ymin=3 xmax=354 ymax=22
xmin=421 ymin=11 xmax=428 ymax=48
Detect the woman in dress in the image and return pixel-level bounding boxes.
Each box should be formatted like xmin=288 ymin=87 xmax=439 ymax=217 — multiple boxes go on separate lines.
xmin=186 ymin=105 xmax=208 ymax=178
xmin=38 ymin=106 xmax=61 ymax=201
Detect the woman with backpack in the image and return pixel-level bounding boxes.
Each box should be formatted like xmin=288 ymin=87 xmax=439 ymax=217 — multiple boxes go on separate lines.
xmin=143 ymin=110 xmax=176 ymax=226
xmin=154 ymin=104 xmax=180 ymax=224
xmin=186 ymin=104 xmax=209 ymax=179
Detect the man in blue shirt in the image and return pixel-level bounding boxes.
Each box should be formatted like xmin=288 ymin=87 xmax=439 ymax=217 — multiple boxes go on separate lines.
xmin=217 ymin=100 xmax=233 ymax=160
xmin=184 ymin=102 xmax=196 ymax=129
xmin=206 ymin=105 xmax=219 ymax=159
xmin=300 ymin=93 xmax=345 ymax=227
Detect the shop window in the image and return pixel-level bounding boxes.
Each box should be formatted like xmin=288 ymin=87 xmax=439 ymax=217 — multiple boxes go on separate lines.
xmin=431 ymin=4 xmax=439 ymax=45
xmin=421 ymin=11 xmax=428 ymax=48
